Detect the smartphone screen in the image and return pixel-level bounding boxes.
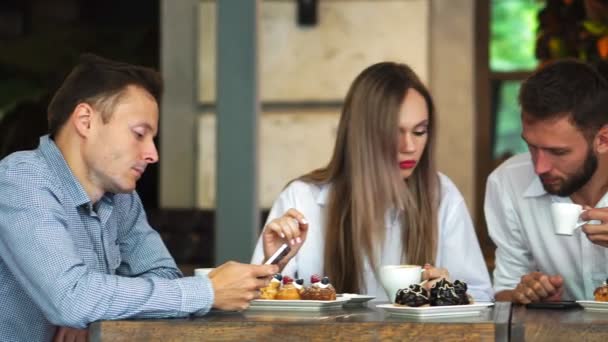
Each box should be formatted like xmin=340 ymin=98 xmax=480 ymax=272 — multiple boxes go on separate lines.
xmin=525 ymin=301 xmax=581 ymax=310
xmin=264 ymin=244 xmax=291 ymax=265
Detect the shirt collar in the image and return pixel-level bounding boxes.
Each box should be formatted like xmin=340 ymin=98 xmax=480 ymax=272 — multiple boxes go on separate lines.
xmin=316 ymin=182 xmax=331 ymax=206
xmin=38 ymin=135 xmax=92 ymax=207
xmin=521 ymin=161 xmax=608 ymax=206
xmin=523 ymin=175 xmax=547 ymax=198
xmin=522 ymin=175 xmax=570 ymax=204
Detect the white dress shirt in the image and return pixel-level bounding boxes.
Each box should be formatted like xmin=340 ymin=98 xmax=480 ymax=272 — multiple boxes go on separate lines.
xmin=252 ymin=173 xmax=493 ymax=302
xmin=485 ymin=152 xmax=608 ymax=300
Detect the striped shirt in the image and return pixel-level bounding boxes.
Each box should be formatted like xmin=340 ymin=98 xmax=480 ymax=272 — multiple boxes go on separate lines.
xmin=0 ymin=135 xmax=213 ymax=342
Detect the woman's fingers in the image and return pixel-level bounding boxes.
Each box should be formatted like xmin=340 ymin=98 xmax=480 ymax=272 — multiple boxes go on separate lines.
xmin=286 ymin=208 xmax=309 ymax=231
xmin=266 ymin=221 xmax=285 ymax=239
xmin=265 ymin=209 xmax=309 ymax=245
xmin=422 ymin=266 xmax=449 ymax=281
xmin=284 ymin=216 xmax=301 ymax=245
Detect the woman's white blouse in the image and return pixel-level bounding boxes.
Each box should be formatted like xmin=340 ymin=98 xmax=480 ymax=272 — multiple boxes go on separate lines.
xmin=251 ymin=173 xmax=494 ymax=302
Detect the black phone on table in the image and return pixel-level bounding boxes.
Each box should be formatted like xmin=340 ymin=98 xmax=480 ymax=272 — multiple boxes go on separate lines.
xmin=525 ymin=301 xmax=581 ymax=309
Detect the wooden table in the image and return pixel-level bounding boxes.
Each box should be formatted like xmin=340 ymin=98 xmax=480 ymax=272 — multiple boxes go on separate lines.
xmin=511 ymin=305 xmax=608 ymax=341
xmin=90 ymin=302 xmax=510 ymax=341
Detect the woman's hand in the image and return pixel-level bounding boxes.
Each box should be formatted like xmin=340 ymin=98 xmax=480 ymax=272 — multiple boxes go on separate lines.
xmin=262 ymin=208 xmax=308 ymax=270
xmin=421 ymin=263 xmax=450 ymax=290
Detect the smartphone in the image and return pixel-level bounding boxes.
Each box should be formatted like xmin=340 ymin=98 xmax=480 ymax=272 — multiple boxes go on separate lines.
xmin=264 ymin=243 xmax=291 ymax=265
xmin=525 ymin=301 xmax=581 ymax=310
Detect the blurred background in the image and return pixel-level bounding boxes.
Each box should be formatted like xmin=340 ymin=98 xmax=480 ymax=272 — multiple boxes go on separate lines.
xmin=1 ymin=0 xmax=606 ymax=275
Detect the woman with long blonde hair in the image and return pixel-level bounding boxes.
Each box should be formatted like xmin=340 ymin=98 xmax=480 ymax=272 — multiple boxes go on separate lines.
xmin=251 ymin=62 xmax=492 ymax=301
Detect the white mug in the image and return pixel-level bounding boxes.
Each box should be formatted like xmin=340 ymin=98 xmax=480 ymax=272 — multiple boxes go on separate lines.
xmin=378 ymin=265 xmax=422 ymax=303
xmin=194 ymin=268 xmax=214 ymax=277
xmin=550 ymin=202 xmax=589 ymax=236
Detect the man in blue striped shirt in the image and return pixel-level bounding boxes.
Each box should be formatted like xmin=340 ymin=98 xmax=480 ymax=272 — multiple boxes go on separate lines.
xmin=0 ymin=54 xmax=277 ymax=342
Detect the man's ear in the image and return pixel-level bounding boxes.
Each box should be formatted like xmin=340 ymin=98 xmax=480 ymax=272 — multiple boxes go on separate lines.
xmin=72 ymin=103 xmax=94 ymax=137
xmin=595 ymin=124 xmax=608 ymax=154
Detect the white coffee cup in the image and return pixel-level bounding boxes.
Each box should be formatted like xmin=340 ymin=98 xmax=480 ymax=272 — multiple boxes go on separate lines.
xmin=550 ymin=202 xmax=589 ymax=236
xmin=379 ymin=265 xmax=422 ymax=303
xmin=194 ymin=268 xmax=214 ymax=277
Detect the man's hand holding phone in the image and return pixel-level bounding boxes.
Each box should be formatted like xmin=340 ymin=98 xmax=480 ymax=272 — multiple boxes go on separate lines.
xmin=209 ymin=261 xmax=278 ymax=311
xmin=525 ymin=301 xmax=581 ymax=309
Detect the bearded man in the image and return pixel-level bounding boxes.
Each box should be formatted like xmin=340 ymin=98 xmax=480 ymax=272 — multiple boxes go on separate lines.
xmin=485 ymin=59 xmax=608 ymax=303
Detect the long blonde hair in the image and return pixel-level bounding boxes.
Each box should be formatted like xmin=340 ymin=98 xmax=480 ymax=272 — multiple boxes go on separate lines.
xmin=299 ymin=62 xmax=439 ymax=293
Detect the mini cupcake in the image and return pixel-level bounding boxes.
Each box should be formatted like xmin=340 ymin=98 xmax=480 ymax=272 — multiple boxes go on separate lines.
xmin=301 ymin=275 xmax=336 ymax=300
xmin=594 ymin=278 xmax=608 ymax=302
xmin=260 ymin=273 xmax=282 ymax=299
xmin=294 ymin=278 xmax=305 ymax=295
xmin=276 ymin=276 xmax=301 ymax=300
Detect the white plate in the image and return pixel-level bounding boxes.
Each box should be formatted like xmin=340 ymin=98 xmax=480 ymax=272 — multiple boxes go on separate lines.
xmin=247 ymin=297 xmax=349 ymax=312
xmin=337 ymin=293 xmax=376 ymax=307
xmin=576 ymin=300 xmax=608 ymax=312
xmin=376 ymin=302 xmax=494 ymax=319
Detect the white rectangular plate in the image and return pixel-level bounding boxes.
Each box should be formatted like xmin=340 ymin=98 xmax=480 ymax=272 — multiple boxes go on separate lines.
xmin=247 ymin=297 xmax=349 ymax=312
xmin=576 ymin=300 xmax=608 ymax=312
xmin=376 ymin=302 xmax=494 ymax=318
xmin=337 ymin=293 xmax=376 ymax=307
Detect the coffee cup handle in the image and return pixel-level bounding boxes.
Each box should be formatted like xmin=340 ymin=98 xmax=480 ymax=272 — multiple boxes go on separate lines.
xmin=574 ymin=208 xmax=593 ymax=229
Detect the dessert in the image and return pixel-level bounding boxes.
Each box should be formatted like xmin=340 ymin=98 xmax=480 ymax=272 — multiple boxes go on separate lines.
xmin=452 ymin=280 xmax=470 ymax=305
xmin=301 ymin=275 xmax=337 ymax=300
xmin=594 ymin=278 xmax=608 ymax=302
xmin=259 ymin=273 xmax=282 ymax=299
xmin=276 ymin=276 xmax=301 ymax=300
xmin=395 ymin=279 xmax=471 ymax=307
xmin=293 ymin=278 xmax=305 ymax=295
xmin=429 ymin=279 xmax=471 ymax=306
xmin=259 ymin=274 xmax=338 ymax=301
xmin=395 ymin=284 xmax=429 ymax=307
xmin=429 ymin=280 xmax=460 ymax=306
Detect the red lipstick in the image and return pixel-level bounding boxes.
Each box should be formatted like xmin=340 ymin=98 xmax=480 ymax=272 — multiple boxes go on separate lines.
xmin=399 ymin=160 xmax=417 ymax=169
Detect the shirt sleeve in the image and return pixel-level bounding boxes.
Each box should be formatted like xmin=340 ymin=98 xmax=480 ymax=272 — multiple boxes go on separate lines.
xmin=0 ymin=167 xmax=213 ymax=328
xmin=251 ymin=182 xmax=299 ymax=278
xmin=485 ymin=170 xmax=533 ymax=293
xmin=436 ymin=176 xmax=494 ymax=302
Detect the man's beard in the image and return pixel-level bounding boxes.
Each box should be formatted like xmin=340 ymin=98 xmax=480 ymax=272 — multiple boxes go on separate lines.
xmin=542 ymin=149 xmax=598 ymax=196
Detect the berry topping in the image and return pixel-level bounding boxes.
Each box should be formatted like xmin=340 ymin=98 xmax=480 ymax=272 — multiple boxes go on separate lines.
xmin=282 ymin=275 xmax=293 ymax=284
xmin=311 ymin=274 xmax=321 ymax=283
xmin=321 ymin=276 xmax=330 ymax=285
xmin=273 ymin=273 xmax=283 ymax=281
xmin=295 ymin=278 xmax=304 ymax=285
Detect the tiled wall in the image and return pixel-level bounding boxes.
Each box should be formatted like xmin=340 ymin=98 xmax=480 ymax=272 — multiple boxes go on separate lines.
xmin=199 ymin=0 xmax=429 ymax=102
xmin=197 ymin=110 xmax=340 ymax=208
xmin=197 ymin=0 xmax=430 ymax=208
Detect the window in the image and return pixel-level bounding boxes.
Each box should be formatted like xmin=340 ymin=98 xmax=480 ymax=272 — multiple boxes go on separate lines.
xmin=473 ymin=0 xmax=543 ymax=266
xmin=490 ymin=0 xmax=542 ymax=160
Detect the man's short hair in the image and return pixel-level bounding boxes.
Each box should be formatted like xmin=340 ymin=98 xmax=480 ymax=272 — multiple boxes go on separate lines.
xmin=47 ymin=54 xmax=162 ymax=137
xmin=519 ymin=59 xmax=608 ymax=137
